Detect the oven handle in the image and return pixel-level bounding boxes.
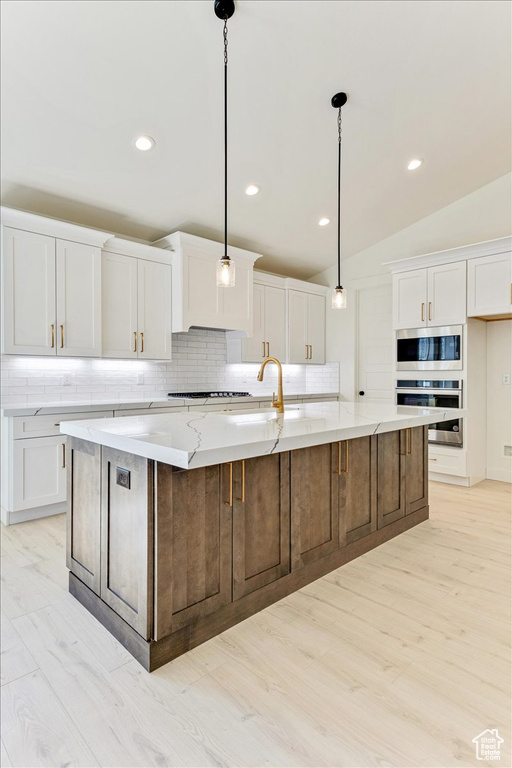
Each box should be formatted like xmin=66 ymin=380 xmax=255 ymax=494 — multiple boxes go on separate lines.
xmin=394 ymin=389 xmax=462 ymax=398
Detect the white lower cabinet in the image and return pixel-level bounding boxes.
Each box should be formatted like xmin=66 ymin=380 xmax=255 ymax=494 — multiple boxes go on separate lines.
xmin=12 ymin=436 xmax=67 ymax=511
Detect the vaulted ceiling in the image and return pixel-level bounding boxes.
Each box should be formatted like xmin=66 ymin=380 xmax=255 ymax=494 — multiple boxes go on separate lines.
xmin=1 ymin=0 xmax=511 ymax=278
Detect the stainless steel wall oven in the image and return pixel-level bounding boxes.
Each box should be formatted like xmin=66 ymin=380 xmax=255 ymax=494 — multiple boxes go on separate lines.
xmin=395 ymin=379 xmax=463 ymax=447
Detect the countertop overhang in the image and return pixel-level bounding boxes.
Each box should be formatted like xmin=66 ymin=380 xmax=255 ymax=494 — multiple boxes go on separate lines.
xmin=59 ymin=401 xmax=465 ymax=470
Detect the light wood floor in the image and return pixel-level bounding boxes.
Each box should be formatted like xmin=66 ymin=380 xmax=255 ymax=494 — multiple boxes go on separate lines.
xmin=1 ymin=480 xmax=510 ymax=768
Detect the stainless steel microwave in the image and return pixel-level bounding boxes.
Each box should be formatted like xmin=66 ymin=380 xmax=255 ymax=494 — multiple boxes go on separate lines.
xmin=396 ymin=325 xmax=463 ymax=371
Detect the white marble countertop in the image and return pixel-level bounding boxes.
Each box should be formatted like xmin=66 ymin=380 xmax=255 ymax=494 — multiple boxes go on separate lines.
xmin=59 ymin=401 xmax=464 ymax=470
xmin=1 ymin=392 xmax=336 ymax=418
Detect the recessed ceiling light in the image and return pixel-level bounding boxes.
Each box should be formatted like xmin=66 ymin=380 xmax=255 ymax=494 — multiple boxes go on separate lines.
xmin=245 ymin=184 xmax=260 ymax=196
xmin=134 ymin=135 xmax=155 ymax=152
xmin=318 ymin=217 xmax=330 ymax=226
xmin=407 ymin=158 xmax=423 ymax=171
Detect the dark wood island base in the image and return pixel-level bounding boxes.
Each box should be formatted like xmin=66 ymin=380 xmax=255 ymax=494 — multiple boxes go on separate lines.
xmin=67 ymin=426 xmax=429 ymax=671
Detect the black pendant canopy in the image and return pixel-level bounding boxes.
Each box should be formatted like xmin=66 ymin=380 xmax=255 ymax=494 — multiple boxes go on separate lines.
xmin=214 ymin=0 xmax=235 ymax=20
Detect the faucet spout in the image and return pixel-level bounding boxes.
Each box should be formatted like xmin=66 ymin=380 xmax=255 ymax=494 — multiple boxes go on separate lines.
xmin=257 ymin=356 xmax=285 ymax=413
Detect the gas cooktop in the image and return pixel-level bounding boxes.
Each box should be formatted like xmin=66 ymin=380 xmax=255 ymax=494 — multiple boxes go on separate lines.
xmin=168 ymin=391 xmax=253 ymax=399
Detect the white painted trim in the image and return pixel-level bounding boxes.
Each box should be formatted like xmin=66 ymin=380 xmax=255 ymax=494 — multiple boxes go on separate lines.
xmin=254 ymin=270 xmax=287 ymax=288
xmin=385 ymin=236 xmax=512 ymax=273
xmin=0 ymin=207 xmax=112 ymax=247
xmin=1 ymin=502 xmax=66 ymax=526
xmin=486 ymin=467 xmax=512 ymax=483
xmin=103 ymin=236 xmax=173 ymax=264
xmin=284 ymin=277 xmax=329 ymax=296
xmin=153 ymin=231 xmax=262 ymax=264
xmin=429 ymin=473 xmax=470 ymax=487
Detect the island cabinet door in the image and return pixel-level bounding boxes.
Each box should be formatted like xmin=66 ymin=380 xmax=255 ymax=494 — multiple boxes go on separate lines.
xmin=100 ymin=448 xmax=153 ymax=639
xmin=232 ymin=454 xmax=290 ymax=601
xmin=338 ymin=436 xmax=377 ymax=546
xmin=376 ymin=430 xmax=407 ymax=529
xmin=290 ymin=443 xmax=339 ymax=570
xmin=153 ymin=462 xmax=232 ymax=639
xmin=67 ymin=438 xmax=101 ymax=595
xmin=404 ymin=426 xmax=428 ymax=514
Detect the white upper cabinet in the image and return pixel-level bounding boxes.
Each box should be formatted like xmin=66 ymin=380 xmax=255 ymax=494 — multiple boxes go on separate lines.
xmin=393 ymin=263 xmax=466 ymax=329
xmin=227 ymin=275 xmax=287 ymax=363
xmin=467 ymin=252 xmax=512 ymax=318
xmin=102 ymin=251 xmax=138 ymax=359
xmin=427 ymin=261 xmax=467 ymax=326
xmin=2 ymin=227 xmax=56 ymax=355
xmin=56 ymin=240 xmax=101 ymax=357
xmin=102 ymin=241 xmax=173 ymax=360
xmin=137 ymin=259 xmax=172 ymax=360
xmin=287 ymin=282 xmax=327 ymax=365
xmin=153 ymin=232 xmax=261 ymax=334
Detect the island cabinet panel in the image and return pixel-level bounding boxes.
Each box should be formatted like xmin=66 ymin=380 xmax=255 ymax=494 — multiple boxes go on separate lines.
xmin=376 ymin=430 xmax=406 ymax=529
xmin=290 ymin=443 xmax=339 ymax=569
xmin=153 ymin=462 xmax=232 ymax=639
xmin=338 ymin=436 xmax=377 ymax=545
xmin=405 ymin=426 xmax=428 ymax=514
xmin=232 ymin=454 xmax=290 ymax=600
xmin=100 ymin=448 xmax=153 ymax=639
xmin=67 ymin=438 xmax=101 ymax=595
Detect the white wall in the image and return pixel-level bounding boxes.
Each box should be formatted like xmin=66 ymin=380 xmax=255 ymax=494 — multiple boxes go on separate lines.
xmin=486 ymin=320 xmax=512 ymax=482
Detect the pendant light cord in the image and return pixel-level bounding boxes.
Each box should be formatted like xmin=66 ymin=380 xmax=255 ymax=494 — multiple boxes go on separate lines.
xmin=223 ymin=18 xmax=229 ymax=260
xmin=337 ymin=107 xmax=342 ymax=288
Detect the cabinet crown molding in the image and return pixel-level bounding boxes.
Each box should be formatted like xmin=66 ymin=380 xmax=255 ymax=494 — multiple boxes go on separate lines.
xmin=285 ymin=277 xmax=329 ymax=296
xmin=254 ymin=270 xmax=287 ymax=288
xmin=0 ymin=206 xmax=112 ymax=247
xmin=152 ymin=231 xmax=262 ymax=264
xmin=385 ymin=236 xmax=512 ymax=273
xmin=103 ymin=236 xmax=172 ymax=263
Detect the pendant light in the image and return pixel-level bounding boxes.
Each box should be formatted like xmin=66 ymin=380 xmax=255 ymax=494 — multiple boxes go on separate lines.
xmin=331 ymin=92 xmax=348 ymax=309
xmin=215 ymin=0 xmax=236 ymax=287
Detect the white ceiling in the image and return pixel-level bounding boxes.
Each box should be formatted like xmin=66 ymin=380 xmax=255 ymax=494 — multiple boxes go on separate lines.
xmin=1 ymin=0 xmax=511 ymax=279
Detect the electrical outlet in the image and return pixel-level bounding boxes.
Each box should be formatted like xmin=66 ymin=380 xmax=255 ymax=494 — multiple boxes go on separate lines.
xmin=116 ymin=467 xmax=130 ymax=489
xmin=504 ymin=446 xmax=512 ymax=457
xmin=502 ymin=373 xmax=511 ymax=385
xmin=63 ymin=375 xmax=72 ymax=386
xmin=137 ymin=373 xmax=144 ymax=385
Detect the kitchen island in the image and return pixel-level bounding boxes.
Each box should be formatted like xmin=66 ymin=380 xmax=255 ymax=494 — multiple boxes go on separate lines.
xmin=61 ymin=401 xmax=460 ymax=671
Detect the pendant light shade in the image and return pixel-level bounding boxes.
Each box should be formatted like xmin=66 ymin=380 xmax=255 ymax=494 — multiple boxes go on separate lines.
xmin=215 ymin=0 xmax=236 ymax=287
xmin=216 ymin=256 xmax=236 ymax=287
xmin=331 ymin=92 xmax=348 ymax=310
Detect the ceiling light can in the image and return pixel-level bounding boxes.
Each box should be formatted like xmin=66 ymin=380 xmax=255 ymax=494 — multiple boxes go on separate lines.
xmin=245 ymin=184 xmax=260 ymax=196
xmin=318 ymin=217 xmax=330 ymax=226
xmin=407 ymin=158 xmax=423 ymax=170
xmin=134 ymin=136 xmax=155 ymax=152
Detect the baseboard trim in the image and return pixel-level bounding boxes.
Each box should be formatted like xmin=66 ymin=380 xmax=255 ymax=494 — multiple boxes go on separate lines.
xmin=2 ymin=502 xmax=67 ymax=526
xmin=69 ymin=505 xmax=429 ymax=672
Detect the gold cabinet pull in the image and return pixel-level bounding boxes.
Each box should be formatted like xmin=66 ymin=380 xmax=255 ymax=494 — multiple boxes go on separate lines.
xmin=305 ymin=345 xmax=309 ymax=360
xmin=400 ymin=431 xmax=407 ymax=456
xmin=337 ymin=441 xmax=348 ymax=474
xmin=225 ymin=462 xmax=233 ymax=506
xmin=237 ymin=459 xmax=246 ymax=503
xmin=54 ymin=422 xmax=61 ymax=427
xmin=428 ymin=301 xmax=432 ymax=321
xmin=310 ymin=344 xmax=313 ymax=360
xmin=262 ymin=341 xmax=266 ymax=358
xmin=266 ymin=341 xmax=270 ymax=357
xmin=428 ymin=457 xmax=437 ymax=462
xmin=51 ymin=324 xmax=55 ymax=348
xmin=60 ymin=324 xmax=64 ymax=348
xmin=62 ymin=443 xmax=66 ymax=469
xmin=421 ymin=302 xmax=425 ymax=322
xmin=407 ymin=428 xmax=412 ymax=454
xmin=134 ymin=331 xmax=137 ymax=353
xmin=140 ymin=332 xmax=144 ymax=353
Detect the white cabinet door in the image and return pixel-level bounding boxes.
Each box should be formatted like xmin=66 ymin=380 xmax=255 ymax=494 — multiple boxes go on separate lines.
xmin=265 ymin=286 xmax=286 ymax=360
xmin=102 ymin=252 xmax=138 ymax=358
xmin=392 ymin=269 xmax=427 ymax=329
xmin=2 ymin=227 xmax=56 ymax=355
xmin=241 ymin=283 xmax=266 ymax=362
xmin=307 ymin=293 xmax=326 ymax=364
xmin=288 ymin=290 xmax=309 ymax=364
xmin=12 ymin=435 xmax=67 ymax=511
xmin=56 ymin=240 xmax=101 ymax=356
xmin=427 ymin=261 xmax=466 ymax=326
xmin=137 ymin=259 xmax=172 ymax=360
xmin=467 ymin=252 xmax=512 ymax=317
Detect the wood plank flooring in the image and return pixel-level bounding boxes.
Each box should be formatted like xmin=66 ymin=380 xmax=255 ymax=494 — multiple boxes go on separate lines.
xmin=1 ymin=480 xmax=510 ymax=768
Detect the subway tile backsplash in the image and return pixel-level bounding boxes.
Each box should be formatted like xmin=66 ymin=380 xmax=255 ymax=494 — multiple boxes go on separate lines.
xmin=0 ymin=328 xmax=339 ymax=405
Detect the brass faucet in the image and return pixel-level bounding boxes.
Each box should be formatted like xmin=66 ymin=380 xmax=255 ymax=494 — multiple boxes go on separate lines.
xmin=257 ymin=357 xmax=284 ymax=413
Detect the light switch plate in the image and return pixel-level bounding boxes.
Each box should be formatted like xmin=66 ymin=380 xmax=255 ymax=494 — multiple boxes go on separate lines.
xmin=502 ymin=373 xmax=511 ymax=385
xmin=137 ymin=373 xmax=144 ymax=385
